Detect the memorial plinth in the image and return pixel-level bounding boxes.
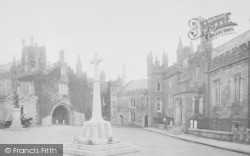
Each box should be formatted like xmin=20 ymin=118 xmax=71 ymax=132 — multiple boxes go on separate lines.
xmin=9 ymin=108 xmax=23 ymax=131
xmin=64 ymin=52 xmax=139 ymax=155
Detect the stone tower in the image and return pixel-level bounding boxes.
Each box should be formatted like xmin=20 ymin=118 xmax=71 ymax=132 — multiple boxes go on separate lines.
xmin=162 ymin=50 xmax=168 ymax=68
xmin=11 ymin=57 xmax=18 ymax=92
xmin=176 ymin=37 xmax=183 ymax=63
xmin=176 ymin=37 xmax=192 ymax=66
xmin=20 ymin=37 xmax=47 ymax=72
xmin=190 ymin=42 xmax=194 ymax=53
xmin=147 ymin=51 xmax=153 ymax=76
xmin=39 ymin=46 xmax=47 ymax=73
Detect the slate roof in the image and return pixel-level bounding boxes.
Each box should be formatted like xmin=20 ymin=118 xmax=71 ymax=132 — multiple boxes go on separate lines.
xmin=212 ymin=30 xmax=250 ymax=58
xmin=122 ymin=79 xmax=148 ymax=92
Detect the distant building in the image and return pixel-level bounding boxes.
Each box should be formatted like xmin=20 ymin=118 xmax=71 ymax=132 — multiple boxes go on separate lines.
xmin=110 ymin=78 xmax=150 ymax=127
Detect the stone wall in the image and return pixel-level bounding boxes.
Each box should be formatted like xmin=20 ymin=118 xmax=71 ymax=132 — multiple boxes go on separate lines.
xmin=188 ymin=128 xmax=233 ymax=142
xmin=111 ymin=92 xmax=150 ymax=128
xmin=148 ymin=72 xmax=164 ymax=119
xmin=163 ymin=74 xmax=178 ymax=118
xmin=0 ymin=97 xmax=13 ymax=121
xmin=209 ymin=59 xmax=248 ymax=119
xmin=19 ymin=96 xmax=38 ymax=125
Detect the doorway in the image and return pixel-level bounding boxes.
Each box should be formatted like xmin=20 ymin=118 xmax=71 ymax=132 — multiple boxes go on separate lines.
xmin=52 ymin=105 xmax=70 ymax=125
xmin=144 ymin=115 xmax=148 ymax=127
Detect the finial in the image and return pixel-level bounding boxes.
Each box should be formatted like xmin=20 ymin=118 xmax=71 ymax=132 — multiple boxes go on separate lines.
xmin=91 ymin=52 xmax=103 ymax=65
xmin=177 ymin=37 xmax=183 ymax=51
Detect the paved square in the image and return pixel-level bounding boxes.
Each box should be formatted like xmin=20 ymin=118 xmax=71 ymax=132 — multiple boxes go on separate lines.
xmin=0 ymin=126 xmax=246 ymax=156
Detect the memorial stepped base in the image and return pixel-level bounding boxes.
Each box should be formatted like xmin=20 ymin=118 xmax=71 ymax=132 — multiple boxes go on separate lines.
xmin=64 ymin=142 xmax=139 ymax=156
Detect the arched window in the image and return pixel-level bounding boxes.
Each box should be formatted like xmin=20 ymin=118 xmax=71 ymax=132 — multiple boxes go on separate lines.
xmin=196 ymin=65 xmax=200 ymax=77
xmin=0 ymin=82 xmax=4 ymax=95
xmin=130 ymin=112 xmax=136 ymax=122
xmin=194 ymin=99 xmax=199 ymax=114
xmin=155 ymin=98 xmax=162 ymax=112
xmin=156 ymin=83 xmax=161 ymax=91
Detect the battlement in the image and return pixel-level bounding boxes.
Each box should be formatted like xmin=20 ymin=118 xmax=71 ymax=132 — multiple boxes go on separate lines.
xmin=122 ymin=88 xmax=148 ymax=96
xmin=210 ymin=41 xmax=249 ymax=71
xmin=164 ymin=63 xmax=181 ymax=78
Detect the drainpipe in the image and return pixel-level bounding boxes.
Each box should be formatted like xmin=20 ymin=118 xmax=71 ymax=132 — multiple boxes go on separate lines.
xmin=247 ymin=43 xmax=250 ymax=144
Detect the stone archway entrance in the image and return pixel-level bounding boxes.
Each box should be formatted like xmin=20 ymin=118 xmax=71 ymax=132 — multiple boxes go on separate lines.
xmin=144 ymin=115 xmax=149 ymax=127
xmin=119 ymin=115 xmax=124 ymax=126
xmin=52 ymin=105 xmax=71 ymax=125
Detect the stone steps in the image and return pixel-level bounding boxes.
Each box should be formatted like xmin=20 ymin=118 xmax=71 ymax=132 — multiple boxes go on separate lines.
xmin=64 ymin=142 xmax=139 ymax=156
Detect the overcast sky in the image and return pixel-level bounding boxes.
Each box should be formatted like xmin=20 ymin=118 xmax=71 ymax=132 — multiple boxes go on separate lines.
xmin=0 ymin=0 xmax=249 ymax=81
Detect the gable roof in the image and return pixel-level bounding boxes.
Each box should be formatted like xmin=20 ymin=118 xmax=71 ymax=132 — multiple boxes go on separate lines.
xmin=122 ymin=79 xmax=148 ymax=93
xmin=212 ymin=30 xmax=250 ymax=58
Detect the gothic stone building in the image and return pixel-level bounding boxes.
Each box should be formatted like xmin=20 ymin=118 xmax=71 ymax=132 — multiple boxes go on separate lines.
xmin=110 ymin=79 xmax=150 ymax=128
xmin=147 ymin=30 xmax=249 ymax=132
xmin=0 ymin=37 xmax=87 ymax=126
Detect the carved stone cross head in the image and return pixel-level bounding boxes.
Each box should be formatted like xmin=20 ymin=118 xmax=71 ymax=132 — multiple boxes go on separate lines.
xmin=91 ymin=52 xmax=103 ymax=65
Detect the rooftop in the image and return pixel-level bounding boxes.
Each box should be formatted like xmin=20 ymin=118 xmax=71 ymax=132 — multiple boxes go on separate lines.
xmin=212 ymin=30 xmax=250 ymax=58
xmin=122 ymin=79 xmax=148 ymax=92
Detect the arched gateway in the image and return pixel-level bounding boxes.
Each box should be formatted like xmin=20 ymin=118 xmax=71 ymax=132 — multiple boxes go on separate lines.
xmin=51 ymin=102 xmax=73 ymax=125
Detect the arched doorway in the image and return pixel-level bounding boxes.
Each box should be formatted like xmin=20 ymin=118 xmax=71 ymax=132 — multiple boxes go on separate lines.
xmin=144 ymin=115 xmax=148 ymax=127
xmin=175 ymin=98 xmax=183 ymax=125
xmin=119 ymin=115 xmax=124 ymax=126
xmin=52 ymin=105 xmax=71 ymax=125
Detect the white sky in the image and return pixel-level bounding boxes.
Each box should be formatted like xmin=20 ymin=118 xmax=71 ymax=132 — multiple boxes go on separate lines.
xmin=0 ymin=0 xmax=249 ymax=81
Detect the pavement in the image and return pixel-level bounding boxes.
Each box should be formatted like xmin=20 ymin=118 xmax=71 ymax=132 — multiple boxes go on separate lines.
xmin=143 ymin=127 xmax=250 ymax=155
xmin=0 ymin=125 xmax=248 ymax=156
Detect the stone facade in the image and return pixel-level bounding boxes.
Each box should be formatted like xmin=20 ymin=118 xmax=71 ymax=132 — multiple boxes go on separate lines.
xmin=208 ymin=31 xmax=249 ymax=121
xmin=110 ymin=79 xmax=150 ymax=128
xmin=0 ymin=37 xmax=86 ymax=126
xmin=147 ymin=30 xmax=249 ymax=132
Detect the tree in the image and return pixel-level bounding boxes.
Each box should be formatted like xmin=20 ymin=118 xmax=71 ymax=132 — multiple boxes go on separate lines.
xmin=67 ymin=67 xmax=92 ymax=120
xmin=102 ymin=81 xmax=111 ymax=121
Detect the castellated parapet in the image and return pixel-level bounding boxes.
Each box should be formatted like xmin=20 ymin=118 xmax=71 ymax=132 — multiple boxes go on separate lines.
xmin=210 ymin=41 xmax=249 ymax=72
